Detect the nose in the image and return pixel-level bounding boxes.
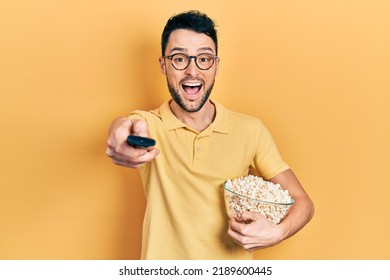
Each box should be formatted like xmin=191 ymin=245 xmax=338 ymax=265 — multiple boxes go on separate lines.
xmin=184 ymin=57 xmax=198 ymax=76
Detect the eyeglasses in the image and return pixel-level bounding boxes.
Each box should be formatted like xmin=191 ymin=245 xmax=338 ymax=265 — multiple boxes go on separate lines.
xmin=163 ymin=53 xmax=218 ymax=71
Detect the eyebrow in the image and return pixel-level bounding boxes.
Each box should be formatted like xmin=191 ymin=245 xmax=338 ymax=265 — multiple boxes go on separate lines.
xmin=169 ymin=47 xmax=215 ymax=54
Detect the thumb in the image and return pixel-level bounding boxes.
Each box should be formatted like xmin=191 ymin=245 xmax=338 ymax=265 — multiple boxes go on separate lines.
xmin=131 ymin=119 xmax=150 ymax=138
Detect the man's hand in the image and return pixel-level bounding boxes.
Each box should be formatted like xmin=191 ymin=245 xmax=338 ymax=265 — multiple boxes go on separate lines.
xmin=228 ymin=211 xmax=283 ymax=251
xmin=106 ymin=117 xmax=160 ymax=168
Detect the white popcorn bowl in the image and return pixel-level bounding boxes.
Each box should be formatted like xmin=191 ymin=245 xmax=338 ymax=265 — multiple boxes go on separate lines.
xmin=223 ymin=183 xmax=294 ymax=224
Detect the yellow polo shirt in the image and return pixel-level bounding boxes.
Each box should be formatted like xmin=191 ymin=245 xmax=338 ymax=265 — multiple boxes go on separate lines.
xmin=130 ymin=100 xmax=289 ymax=260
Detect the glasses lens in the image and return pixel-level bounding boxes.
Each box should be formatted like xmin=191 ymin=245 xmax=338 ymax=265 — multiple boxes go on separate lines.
xmin=196 ymin=53 xmax=215 ymax=70
xmin=171 ymin=54 xmax=189 ymax=70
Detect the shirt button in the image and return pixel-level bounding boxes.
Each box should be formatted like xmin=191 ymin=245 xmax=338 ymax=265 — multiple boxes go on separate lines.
xmin=196 ymin=147 xmax=201 ymax=152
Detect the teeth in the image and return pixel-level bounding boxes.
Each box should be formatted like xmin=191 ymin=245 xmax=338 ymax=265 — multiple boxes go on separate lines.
xmin=183 ymin=82 xmax=202 ymax=87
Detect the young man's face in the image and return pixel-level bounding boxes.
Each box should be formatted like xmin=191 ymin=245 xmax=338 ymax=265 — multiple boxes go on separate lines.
xmin=159 ymin=29 xmax=220 ymax=112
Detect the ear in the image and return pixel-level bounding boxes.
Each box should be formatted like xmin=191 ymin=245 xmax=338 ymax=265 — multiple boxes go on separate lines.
xmin=159 ymin=57 xmax=167 ymax=75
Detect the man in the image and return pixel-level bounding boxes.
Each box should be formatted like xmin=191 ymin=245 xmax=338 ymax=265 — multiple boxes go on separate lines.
xmin=106 ymin=10 xmax=314 ymax=259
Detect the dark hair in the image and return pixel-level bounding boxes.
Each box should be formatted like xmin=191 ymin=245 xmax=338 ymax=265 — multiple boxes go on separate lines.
xmin=161 ymin=10 xmax=218 ymax=56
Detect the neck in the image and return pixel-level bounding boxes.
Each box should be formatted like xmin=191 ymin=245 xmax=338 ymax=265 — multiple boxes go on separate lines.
xmin=169 ymin=100 xmax=216 ymax=132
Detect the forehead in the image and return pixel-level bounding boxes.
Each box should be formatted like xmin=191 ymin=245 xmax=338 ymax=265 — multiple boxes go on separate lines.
xmin=165 ymin=29 xmax=216 ymax=54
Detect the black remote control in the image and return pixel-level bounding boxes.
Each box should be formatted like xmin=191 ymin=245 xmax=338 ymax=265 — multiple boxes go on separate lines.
xmin=126 ymin=135 xmax=156 ymax=148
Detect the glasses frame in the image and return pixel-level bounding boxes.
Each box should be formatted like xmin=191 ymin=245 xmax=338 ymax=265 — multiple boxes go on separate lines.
xmin=163 ymin=53 xmax=218 ymax=71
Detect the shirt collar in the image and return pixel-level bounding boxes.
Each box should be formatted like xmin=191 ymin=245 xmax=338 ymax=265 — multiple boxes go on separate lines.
xmin=155 ymin=99 xmax=229 ymax=134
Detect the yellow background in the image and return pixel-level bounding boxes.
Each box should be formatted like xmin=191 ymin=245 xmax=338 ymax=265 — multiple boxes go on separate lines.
xmin=1 ymin=0 xmax=389 ymax=259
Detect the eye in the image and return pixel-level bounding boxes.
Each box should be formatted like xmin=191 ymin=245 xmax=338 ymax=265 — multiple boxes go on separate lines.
xmin=172 ymin=54 xmax=187 ymax=63
xmin=198 ymin=54 xmax=213 ymax=63
xmin=174 ymin=57 xmax=184 ymax=62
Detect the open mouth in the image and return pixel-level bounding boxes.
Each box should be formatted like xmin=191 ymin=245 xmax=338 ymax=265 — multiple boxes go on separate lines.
xmin=181 ymin=82 xmax=203 ymax=95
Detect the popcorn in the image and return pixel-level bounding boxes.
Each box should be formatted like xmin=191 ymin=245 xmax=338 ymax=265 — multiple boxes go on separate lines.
xmin=224 ymin=175 xmax=294 ymax=224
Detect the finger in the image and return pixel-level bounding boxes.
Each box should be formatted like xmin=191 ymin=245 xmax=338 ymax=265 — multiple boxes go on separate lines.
xmin=228 ymin=219 xmax=241 ymax=234
xmin=145 ymin=145 xmax=157 ymax=152
xmin=135 ymin=148 xmax=160 ymax=163
xmin=132 ymin=119 xmax=150 ymax=138
xmin=106 ymin=146 xmax=146 ymax=162
xmin=228 ymin=214 xmax=253 ymax=232
xmin=228 ymin=223 xmax=258 ymax=250
xmin=228 ymin=217 xmax=244 ymax=232
xmin=110 ymin=147 xmax=160 ymax=167
xmin=106 ymin=139 xmax=147 ymax=158
xmin=227 ymin=222 xmax=244 ymax=243
xmin=107 ymin=118 xmax=133 ymax=150
xmin=228 ymin=223 xmax=266 ymax=251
